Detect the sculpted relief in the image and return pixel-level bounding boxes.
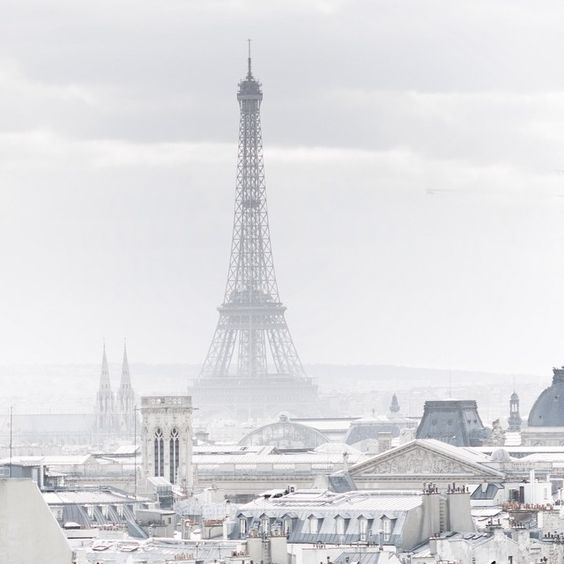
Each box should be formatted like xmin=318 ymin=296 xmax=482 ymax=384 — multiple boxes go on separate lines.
xmin=358 ymin=448 xmax=474 ymax=475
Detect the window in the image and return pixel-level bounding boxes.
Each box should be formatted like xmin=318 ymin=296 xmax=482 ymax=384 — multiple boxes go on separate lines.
xmin=284 ymin=518 xmax=292 ymax=536
xmin=359 ymin=517 xmax=367 ymax=541
xmin=240 ymin=518 xmax=247 ymax=537
xmin=154 ymin=428 xmax=164 ymax=477
xmin=169 ymin=428 xmax=180 ymax=484
xmin=335 ymin=516 xmax=345 ymax=535
xmin=381 ymin=516 xmax=394 ymax=541
xmin=261 ymin=516 xmax=270 ymax=535
xmin=309 ymin=516 xmax=318 ymax=534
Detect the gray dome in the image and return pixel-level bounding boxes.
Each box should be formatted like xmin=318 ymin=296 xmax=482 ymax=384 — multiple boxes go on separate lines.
xmin=528 ymin=367 xmax=564 ymax=427
xmin=490 ymin=448 xmax=511 ymax=463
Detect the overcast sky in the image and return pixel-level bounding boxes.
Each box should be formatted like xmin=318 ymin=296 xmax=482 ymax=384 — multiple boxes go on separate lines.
xmin=2 ymin=0 xmax=564 ymax=373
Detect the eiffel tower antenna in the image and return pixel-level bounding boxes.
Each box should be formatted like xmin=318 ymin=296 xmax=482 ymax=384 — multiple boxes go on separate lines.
xmin=194 ymin=48 xmax=317 ymax=417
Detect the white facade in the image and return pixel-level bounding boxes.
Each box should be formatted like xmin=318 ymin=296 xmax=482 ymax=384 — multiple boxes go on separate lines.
xmin=141 ymin=395 xmax=193 ymax=492
xmin=0 ymin=478 xmax=73 ymax=564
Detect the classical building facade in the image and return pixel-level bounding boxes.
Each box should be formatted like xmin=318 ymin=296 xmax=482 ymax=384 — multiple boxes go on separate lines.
xmin=345 ymin=439 xmax=504 ymax=491
xmin=140 ymin=396 xmax=193 ymax=493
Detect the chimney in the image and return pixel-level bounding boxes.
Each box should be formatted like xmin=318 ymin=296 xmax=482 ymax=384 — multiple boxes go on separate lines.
xmin=446 ymin=486 xmax=475 ymax=533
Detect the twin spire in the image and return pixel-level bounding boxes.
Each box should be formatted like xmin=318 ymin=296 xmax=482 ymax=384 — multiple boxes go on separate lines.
xmin=99 ymin=341 xmax=129 ymax=390
xmin=96 ymin=340 xmax=136 ymax=436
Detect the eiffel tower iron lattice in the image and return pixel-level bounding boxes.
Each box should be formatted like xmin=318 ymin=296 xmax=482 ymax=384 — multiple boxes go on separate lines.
xmin=195 ymin=51 xmax=317 ymax=415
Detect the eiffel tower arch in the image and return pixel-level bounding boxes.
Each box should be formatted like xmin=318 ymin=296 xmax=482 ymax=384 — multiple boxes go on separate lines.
xmin=191 ymin=51 xmax=318 ymax=419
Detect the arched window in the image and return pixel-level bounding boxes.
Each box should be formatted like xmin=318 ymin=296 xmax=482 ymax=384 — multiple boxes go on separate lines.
xmin=169 ymin=428 xmax=180 ymax=484
xmin=154 ymin=428 xmax=164 ymax=477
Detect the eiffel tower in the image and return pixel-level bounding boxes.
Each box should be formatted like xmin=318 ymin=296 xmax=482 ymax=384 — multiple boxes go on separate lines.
xmin=192 ymin=48 xmax=318 ymax=418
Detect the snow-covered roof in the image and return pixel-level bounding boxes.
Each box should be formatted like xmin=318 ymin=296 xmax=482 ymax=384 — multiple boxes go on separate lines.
xmin=43 ymin=489 xmax=138 ymax=505
xmin=240 ymin=489 xmax=423 ymax=515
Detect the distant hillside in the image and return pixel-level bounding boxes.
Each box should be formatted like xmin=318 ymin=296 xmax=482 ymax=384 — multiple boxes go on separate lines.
xmin=0 ymin=363 xmax=546 ymax=423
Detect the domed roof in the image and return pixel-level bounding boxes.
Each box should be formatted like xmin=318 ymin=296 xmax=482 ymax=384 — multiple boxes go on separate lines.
xmin=490 ymin=448 xmax=512 ymax=463
xmin=239 ymin=415 xmax=329 ymax=449
xmin=528 ymin=367 xmax=564 ymax=427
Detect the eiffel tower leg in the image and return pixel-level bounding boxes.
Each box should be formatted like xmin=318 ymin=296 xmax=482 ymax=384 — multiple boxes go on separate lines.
xmin=200 ymin=314 xmax=237 ymax=377
xmin=267 ymin=313 xmax=304 ymax=377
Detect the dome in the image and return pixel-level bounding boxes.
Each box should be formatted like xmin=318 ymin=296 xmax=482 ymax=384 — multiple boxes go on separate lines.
xmin=528 ymin=367 xmax=564 ymax=427
xmin=490 ymin=448 xmax=512 ymax=463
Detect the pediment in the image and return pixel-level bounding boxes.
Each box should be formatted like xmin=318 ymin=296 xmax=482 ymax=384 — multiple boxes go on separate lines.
xmin=349 ymin=441 xmax=503 ymax=479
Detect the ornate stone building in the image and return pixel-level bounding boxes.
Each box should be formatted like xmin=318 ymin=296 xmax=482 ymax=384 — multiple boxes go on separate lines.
xmin=140 ymin=396 xmax=193 ymax=493
xmin=345 ymin=439 xmax=504 ymax=490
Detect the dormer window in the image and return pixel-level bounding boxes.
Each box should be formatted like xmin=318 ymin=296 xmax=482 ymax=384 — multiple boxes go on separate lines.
xmin=381 ymin=516 xmax=394 ymax=541
xmin=335 ymin=515 xmax=345 ymax=535
xmin=359 ymin=516 xmax=367 ymax=541
xmin=284 ymin=517 xmax=292 ymax=536
xmin=308 ymin=516 xmax=318 ymax=534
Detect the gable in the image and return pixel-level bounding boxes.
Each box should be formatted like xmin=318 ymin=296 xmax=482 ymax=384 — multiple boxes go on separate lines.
xmin=349 ymin=441 xmax=503 ymax=479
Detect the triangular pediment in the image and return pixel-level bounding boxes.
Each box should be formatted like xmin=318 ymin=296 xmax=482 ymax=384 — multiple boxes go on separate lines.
xmin=349 ymin=439 xmax=504 ymax=479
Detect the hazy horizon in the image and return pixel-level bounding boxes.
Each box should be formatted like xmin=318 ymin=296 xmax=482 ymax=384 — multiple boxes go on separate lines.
xmin=2 ymin=1 xmax=564 ymax=375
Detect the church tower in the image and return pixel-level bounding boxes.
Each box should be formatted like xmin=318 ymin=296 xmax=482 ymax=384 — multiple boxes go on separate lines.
xmin=508 ymin=391 xmax=522 ymax=432
xmin=95 ymin=344 xmax=115 ymax=434
xmin=389 ymin=393 xmax=400 ymax=416
xmin=117 ymin=341 xmax=136 ymax=434
xmin=140 ymin=396 xmax=193 ymax=492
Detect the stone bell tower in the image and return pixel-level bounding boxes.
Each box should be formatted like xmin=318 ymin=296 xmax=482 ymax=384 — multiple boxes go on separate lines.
xmin=140 ymin=396 xmax=193 ymax=493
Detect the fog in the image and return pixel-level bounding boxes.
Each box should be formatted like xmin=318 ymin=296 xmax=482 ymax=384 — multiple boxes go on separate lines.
xmin=1 ymin=0 xmax=564 ymax=380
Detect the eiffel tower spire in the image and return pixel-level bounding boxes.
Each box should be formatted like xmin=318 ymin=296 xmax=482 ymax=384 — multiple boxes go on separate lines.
xmin=194 ymin=50 xmax=317 ymax=417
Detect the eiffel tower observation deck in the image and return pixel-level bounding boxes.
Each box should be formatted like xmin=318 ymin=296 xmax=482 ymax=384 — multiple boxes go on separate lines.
xmin=192 ymin=49 xmax=318 ymax=419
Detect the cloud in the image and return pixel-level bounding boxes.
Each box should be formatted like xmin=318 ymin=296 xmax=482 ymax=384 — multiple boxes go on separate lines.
xmin=2 ymin=0 xmax=564 ymax=373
